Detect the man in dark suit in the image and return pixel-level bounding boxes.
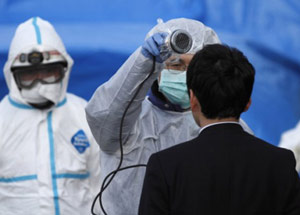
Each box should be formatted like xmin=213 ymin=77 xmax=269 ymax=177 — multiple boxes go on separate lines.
xmin=138 ymin=44 xmax=300 ymax=215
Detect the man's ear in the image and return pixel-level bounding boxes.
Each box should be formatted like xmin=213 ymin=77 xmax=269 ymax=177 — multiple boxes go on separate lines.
xmin=244 ymin=98 xmax=252 ymax=112
xmin=189 ymin=89 xmax=199 ymax=112
xmin=189 ymin=89 xmax=202 ymax=127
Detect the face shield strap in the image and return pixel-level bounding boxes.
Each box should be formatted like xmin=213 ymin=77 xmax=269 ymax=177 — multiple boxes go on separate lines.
xmin=15 ymin=50 xmax=67 ymax=65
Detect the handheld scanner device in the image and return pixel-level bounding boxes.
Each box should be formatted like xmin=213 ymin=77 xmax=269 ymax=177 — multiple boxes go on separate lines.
xmin=167 ymin=29 xmax=193 ymax=54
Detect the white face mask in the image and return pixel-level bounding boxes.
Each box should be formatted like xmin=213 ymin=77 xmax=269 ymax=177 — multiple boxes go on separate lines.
xmin=20 ymin=82 xmax=63 ymax=105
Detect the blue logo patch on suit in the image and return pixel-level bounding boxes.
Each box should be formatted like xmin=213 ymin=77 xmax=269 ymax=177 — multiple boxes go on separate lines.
xmin=71 ymin=130 xmax=90 ymax=153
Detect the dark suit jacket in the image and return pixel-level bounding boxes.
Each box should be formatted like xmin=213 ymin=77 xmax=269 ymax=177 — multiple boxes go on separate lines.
xmin=139 ymin=123 xmax=300 ymax=215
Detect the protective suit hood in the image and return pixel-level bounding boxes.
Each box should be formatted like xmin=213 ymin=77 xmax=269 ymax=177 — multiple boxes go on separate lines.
xmin=146 ymin=18 xmax=221 ymax=54
xmin=3 ymin=17 xmax=73 ymax=106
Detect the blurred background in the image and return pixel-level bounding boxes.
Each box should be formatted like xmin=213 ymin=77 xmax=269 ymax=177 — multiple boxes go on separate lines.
xmin=0 ymin=0 xmax=299 ymax=145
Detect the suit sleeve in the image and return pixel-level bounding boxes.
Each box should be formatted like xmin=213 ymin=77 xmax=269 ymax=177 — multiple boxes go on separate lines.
xmin=285 ymin=151 xmax=300 ymax=215
xmin=87 ymin=137 xmax=101 ymax=214
xmin=85 ymin=48 xmax=163 ymax=153
xmin=279 ymin=120 xmax=300 ymax=172
xmin=139 ymin=154 xmax=169 ymax=215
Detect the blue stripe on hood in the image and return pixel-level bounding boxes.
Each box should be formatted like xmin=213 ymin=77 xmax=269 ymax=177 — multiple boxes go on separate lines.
xmin=32 ymin=17 xmax=42 ymax=44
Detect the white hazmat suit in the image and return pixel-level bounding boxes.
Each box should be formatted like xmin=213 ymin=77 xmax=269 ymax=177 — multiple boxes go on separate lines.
xmin=279 ymin=121 xmax=300 ymax=172
xmin=0 ymin=17 xmax=100 ymax=215
xmin=86 ymin=18 xmax=253 ymax=215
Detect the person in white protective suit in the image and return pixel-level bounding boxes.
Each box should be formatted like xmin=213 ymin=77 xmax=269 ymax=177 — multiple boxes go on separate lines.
xmin=85 ymin=18 xmax=254 ymax=215
xmin=0 ymin=17 xmax=101 ymax=215
xmin=279 ymin=121 xmax=300 ymax=172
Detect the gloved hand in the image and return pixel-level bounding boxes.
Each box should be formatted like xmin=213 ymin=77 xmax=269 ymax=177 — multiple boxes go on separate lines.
xmin=141 ymin=32 xmax=172 ymax=63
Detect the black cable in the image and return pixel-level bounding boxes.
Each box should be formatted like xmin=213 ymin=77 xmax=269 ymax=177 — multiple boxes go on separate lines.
xmin=90 ymin=164 xmax=147 ymax=215
xmin=91 ymin=56 xmax=156 ymax=215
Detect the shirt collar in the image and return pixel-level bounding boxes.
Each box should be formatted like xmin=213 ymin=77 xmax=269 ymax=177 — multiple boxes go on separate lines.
xmin=200 ymin=121 xmax=240 ymax=134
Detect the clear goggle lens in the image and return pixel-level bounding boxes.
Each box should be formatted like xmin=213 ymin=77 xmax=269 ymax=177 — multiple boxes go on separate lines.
xmin=12 ymin=63 xmax=66 ymax=89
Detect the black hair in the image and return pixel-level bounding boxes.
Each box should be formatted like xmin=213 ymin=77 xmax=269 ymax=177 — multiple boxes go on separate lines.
xmin=187 ymin=44 xmax=255 ymax=119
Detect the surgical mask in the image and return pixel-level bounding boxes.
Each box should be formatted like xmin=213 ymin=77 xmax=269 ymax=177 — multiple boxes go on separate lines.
xmin=21 ymin=82 xmax=63 ymax=105
xmin=158 ymin=69 xmax=190 ymax=109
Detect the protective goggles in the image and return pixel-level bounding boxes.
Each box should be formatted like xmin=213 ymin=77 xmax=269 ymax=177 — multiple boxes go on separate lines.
xmin=12 ymin=62 xmax=67 ymax=89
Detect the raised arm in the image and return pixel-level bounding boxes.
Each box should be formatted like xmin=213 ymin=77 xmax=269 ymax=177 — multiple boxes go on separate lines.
xmin=85 ymin=33 xmax=170 ymax=153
